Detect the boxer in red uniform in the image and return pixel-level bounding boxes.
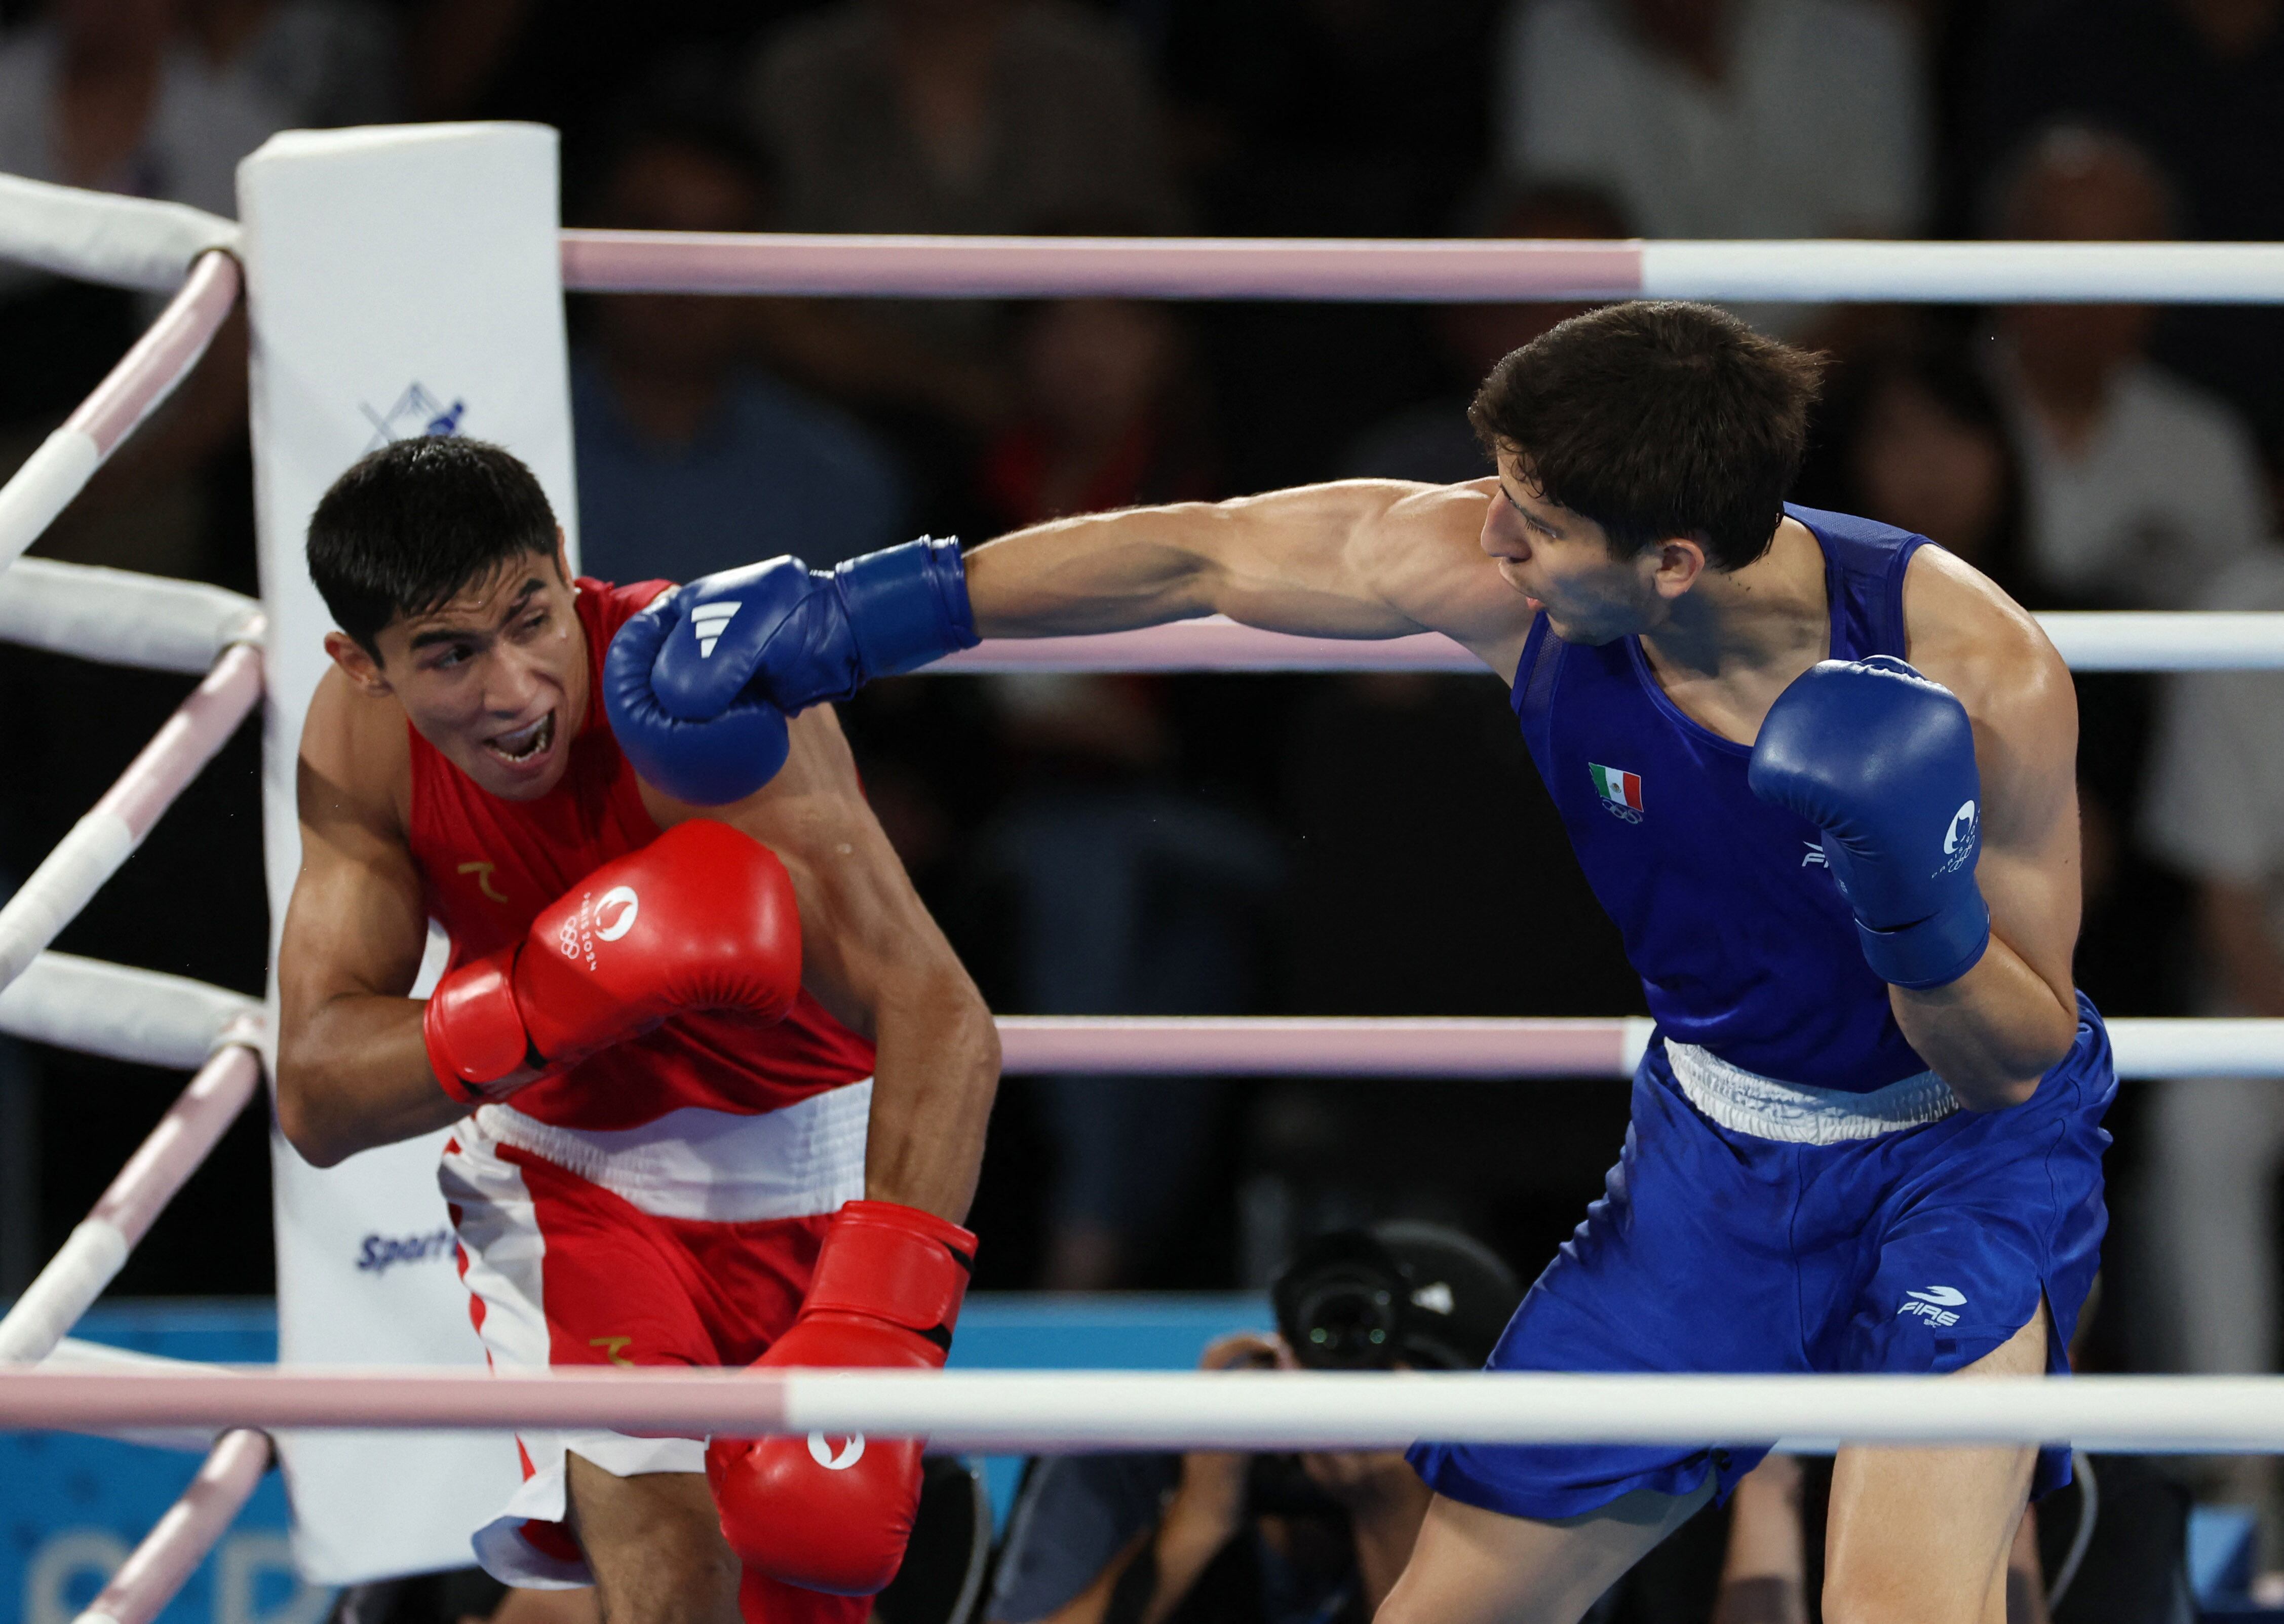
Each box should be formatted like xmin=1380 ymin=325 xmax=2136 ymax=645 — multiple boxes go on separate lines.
xmin=273 ymin=436 xmax=1000 ymax=1624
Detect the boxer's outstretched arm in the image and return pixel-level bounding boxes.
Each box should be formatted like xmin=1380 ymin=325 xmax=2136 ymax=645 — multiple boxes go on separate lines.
xmin=963 ymin=479 xmax=1533 ymax=676
xmin=641 ymin=707 xmax=998 ymax=1223
xmin=277 ymin=671 xmax=486 ymax=1166
xmin=1890 ymin=552 xmax=2084 ymax=1109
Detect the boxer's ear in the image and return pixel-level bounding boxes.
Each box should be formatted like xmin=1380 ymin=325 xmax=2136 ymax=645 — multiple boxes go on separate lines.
xmin=324 ymin=630 xmax=394 ymax=698
xmin=1649 ymin=534 xmax=1710 ymax=600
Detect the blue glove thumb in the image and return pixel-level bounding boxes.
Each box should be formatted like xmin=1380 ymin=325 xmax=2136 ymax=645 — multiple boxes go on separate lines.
xmin=604 ymin=590 xmax=791 ymax=806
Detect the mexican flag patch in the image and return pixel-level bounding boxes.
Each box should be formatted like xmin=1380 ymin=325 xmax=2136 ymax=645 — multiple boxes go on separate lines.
xmin=1590 ymin=763 xmax=1644 ymax=822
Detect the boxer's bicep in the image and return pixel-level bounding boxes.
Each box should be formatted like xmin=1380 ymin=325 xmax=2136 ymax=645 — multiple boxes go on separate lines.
xmin=283 ymin=680 xmax=428 ymax=1021
xmin=967 ymin=479 xmax=1503 ymax=647
xmin=1905 ymin=550 xmax=2081 ymax=1004
xmin=1969 ymin=693 xmax=2082 ymax=1010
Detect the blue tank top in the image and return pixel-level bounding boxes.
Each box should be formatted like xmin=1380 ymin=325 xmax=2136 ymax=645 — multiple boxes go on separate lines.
xmin=1513 ymin=504 xmax=1931 ymax=1092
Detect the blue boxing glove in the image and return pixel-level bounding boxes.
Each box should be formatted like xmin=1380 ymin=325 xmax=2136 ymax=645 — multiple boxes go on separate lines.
xmin=650 ymin=537 xmax=977 ymax=721
xmin=1747 ymin=655 xmax=1991 ymax=991
xmin=603 ymin=538 xmax=977 ymax=805
xmin=604 ymin=588 xmax=790 ymax=805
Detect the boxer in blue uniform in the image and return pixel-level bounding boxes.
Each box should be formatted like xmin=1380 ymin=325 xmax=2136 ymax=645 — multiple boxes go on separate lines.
xmin=605 ymin=301 xmax=2107 ymax=1624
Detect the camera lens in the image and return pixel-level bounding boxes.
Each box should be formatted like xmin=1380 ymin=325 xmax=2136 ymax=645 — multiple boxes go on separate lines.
xmin=1293 ymin=1279 xmax=1399 ymax=1369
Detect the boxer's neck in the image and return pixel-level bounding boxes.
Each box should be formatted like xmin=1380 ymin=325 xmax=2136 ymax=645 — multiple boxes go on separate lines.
xmin=1637 ymin=516 xmax=1832 ymax=745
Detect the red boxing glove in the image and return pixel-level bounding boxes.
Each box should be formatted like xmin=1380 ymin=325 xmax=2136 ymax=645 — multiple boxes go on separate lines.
xmin=422 ymin=819 xmax=801 ymax=1104
xmin=707 ymin=1200 xmax=975 ymax=1596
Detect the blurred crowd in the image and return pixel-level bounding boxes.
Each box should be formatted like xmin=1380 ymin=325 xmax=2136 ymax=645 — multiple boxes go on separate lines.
xmin=7 ymin=0 xmax=2284 ymax=1543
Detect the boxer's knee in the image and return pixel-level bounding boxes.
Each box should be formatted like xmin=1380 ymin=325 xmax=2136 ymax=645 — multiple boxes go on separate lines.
xmin=565 ymin=1454 xmax=740 ymax=1624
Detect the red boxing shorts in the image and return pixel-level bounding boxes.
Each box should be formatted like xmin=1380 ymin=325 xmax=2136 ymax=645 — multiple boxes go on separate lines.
xmin=440 ymin=1084 xmax=871 ymax=1623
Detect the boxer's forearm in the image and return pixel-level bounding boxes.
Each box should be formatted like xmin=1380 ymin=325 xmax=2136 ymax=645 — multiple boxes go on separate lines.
xmin=861 ymin=966 xmax=999 ymax=1223
xmin=276 ymin=994 xmax=488 ymax=1166
xmin=964 ymin=484 xmax=1423 ymax=641
xmin=1890 ymin=943 xmax=2078 ymax=1112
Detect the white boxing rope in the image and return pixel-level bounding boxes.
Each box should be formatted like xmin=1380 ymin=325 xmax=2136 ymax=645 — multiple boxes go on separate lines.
xmin=0 ymin=952 xmax=263 ymax=1070
xmin=1639 ymin=240 xmax=2284 ymax=306
xmin=0 ymin=559 xmax=263 ymax=675
xmin=0 ymin=250 xmax=242 ymax=581
xmin=0 ymin=1044 xmax=261 ymax=1365
xmin=994 ymin=1015 xmax=2281 ymax=1080
xmin=936 ymin=614 xmax=2284 ymax=677
xmin=13 ymin=1365 xmax=2284 ymax=1455
xmin=0 ymin=640 xmax=262 ymax=996
xmin=560 ymin=229 xmax=2284 ymax=305
xmin=0 ymin=173 xmax=238 ymax=293
xmin=2033 ymin=612 xmax=2284 ymax=672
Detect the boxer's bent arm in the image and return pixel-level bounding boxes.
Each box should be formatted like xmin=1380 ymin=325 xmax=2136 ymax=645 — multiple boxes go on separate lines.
xmin=963 ymin=479 xmax=1530 ymax=674
xmin=1891 ymin=555 xmax=2083 ymax=1109
xmin=276 ymin=677 xmax=482 ymax=1166
xmin=642 ymin=708 xmax=997 ymax=1224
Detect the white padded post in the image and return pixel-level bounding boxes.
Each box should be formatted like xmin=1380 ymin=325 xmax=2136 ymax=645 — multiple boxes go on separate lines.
xmin=238 ymin=122 xmax=575 ymax=1584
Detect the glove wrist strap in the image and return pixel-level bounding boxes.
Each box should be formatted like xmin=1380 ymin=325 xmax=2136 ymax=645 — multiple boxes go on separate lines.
xmin=833 ymin=538 xmax=979 ymax=688
xmin=1856 ymin=894 xmax=1992 ymax=991
xmin=805 ymin=1200 xmax=976 ymax=1345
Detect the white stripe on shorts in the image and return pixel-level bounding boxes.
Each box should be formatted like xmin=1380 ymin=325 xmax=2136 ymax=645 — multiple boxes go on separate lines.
xmin=1664 ymin=1040 xmax=1957 ymax=1144
xmin=439 ymin=1084 xmax=872 ymax=1586
xmin=465 ymin=1079 xmax=871 ymax=1223
xmin=440 ymin=1125 xmax=716 ymax=1590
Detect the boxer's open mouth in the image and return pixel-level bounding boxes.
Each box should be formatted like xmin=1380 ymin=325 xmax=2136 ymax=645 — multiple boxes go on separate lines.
xmin=486 ymin=711 xmax=556 ymax=766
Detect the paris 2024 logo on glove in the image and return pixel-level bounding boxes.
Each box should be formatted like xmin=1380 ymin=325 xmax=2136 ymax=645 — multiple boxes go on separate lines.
xmin=1932 ymin=800 xmax=1978 ymax=880
xmin=554 ymin=885 xmax=641 ymax=970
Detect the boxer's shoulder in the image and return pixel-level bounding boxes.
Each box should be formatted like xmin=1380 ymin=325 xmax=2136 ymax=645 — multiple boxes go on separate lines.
xmin=1897 ymin=543 xmax=2071 ymax=739
xmin=1350 ymin=477 xmax=1536 ymax=675
xmin=299 ymin=663 xmax=412 ymax=837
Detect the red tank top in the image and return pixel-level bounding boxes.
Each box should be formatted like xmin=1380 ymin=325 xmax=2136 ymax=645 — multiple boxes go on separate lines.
xmin=408 ymin=577 xmax=876 ymax=1131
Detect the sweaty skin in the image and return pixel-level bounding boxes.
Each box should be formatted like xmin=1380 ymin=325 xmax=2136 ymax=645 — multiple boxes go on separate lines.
xmin=959 ymin=457 xmax=2081 ymax=1624
xmin=277 ymin=544 xmax=998 ymax=1624
xmin=274 ymin=539 xmax=1000 ymax=1216
xmin=961 ymin=452 xmax=2081 ymax=1110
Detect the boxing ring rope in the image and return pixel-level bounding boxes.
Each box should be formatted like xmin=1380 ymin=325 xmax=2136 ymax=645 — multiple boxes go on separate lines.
xmin=0 ymin=248 xmax=241 ymax=580
xmin=0 ymin=177 xmax=278 ymax=1616
xmin=42 ymin=1337 xmax=256 ymax=1455
xmin=0 ymin=1042 xmax=262 ymax=1365
xmin=991 ymin=1015 xmax=2284 ymax=1079
xmin=9 ymin=1364 xmax=2284 ymax=1455
xmin=0 ymin=638 xmax=265 ymax=993
xmin=0 ymin=953 xmax=263 ymax=1071
xmin=73 ymin=1428 xmax=270 ymax=1624
xmin=559 ymin=230 xmax=2284 ymax=304
xmin=0 ymin=559 xmax=264 ymax=675
xmin=0 ymin=174 xmax=238 ymax=294
xmin=935 ymin=612 xmax=2284 ymax=674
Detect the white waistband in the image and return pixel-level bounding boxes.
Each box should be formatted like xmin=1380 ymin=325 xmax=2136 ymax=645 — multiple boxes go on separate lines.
xmin=467 ymin=1081 xmax=871 ymax=1222
xmin=1663 ymin=1040 xmax=1956 ymax=1144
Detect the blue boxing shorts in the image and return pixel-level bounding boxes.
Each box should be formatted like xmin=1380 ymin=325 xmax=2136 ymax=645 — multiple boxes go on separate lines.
xmin=1411 ymin=992 xmax=2114 ymax=1522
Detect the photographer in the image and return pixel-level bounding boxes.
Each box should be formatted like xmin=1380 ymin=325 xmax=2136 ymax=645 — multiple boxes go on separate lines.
xmin=986 ymin=1224 xmax=1524 ymax=1624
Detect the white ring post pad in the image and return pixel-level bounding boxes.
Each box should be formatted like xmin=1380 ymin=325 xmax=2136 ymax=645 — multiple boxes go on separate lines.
xmin=238 ymin=123 xmax=577 ymax=1586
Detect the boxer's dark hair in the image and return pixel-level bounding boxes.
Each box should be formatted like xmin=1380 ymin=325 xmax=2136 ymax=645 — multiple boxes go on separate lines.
xmin=307 ymin=436 xmax=559 ymax=659
xmin=1470 ymin=300 xmax=1825 ymax=571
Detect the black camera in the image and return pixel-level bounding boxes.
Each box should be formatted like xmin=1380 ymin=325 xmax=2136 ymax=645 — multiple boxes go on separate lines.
xmin=1270 ymin=1224 xmax=1524 ymax=1374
